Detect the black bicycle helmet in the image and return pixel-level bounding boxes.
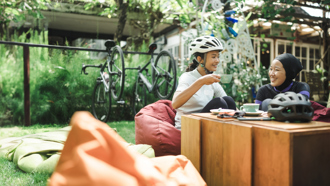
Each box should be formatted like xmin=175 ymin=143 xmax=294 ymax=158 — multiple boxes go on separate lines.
xmin=267 ymin=92 xmax=313 ymax=122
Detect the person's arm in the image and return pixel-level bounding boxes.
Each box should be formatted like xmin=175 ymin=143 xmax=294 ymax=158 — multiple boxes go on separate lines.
xmin=255 ymin=85 xmax=268 ymax=110
xmin=298 ymin=82 xmax=310 ymax=99
xmin=172 ymin=74 xmax=221 ymax=109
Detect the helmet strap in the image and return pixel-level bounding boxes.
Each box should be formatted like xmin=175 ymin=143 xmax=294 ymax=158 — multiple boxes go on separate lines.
xmin=202 ymin=54 xmax=213 ymax=74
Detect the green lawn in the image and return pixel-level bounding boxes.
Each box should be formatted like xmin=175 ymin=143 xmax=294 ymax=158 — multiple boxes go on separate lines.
xmin=0 ymin=121 xmax=135 ymax=186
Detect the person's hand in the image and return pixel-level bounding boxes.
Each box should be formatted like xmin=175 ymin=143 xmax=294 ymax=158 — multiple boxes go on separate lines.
xmin=200 ymin=74 xmax=221 ymax=85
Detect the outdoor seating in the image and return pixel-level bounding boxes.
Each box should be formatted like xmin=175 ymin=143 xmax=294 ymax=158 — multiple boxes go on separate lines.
xmin=134 ymin=100 xmax=181 ymax=157
xmin=311 ymin=100 xmax=330 ymax=122
xmin=48 ymin=111 xmax=205 ymax=186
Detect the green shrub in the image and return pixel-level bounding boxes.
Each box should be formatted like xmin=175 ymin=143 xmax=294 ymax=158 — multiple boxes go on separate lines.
xmin=0 ymin=30 xmax=100 ymax=125
xmin=0 ymin=30 xmax=161 ymax=125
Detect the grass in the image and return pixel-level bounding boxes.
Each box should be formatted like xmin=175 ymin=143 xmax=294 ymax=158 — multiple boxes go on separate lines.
xmin=0 ymin=120 xmax=135 ymax=186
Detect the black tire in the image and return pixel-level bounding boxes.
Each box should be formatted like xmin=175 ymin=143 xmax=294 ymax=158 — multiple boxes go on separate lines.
xmin=133 ymin=77 xmax=147 ymax=115
xmin=92 ymin=81 xmax=111 ymax=122
xmin=108 ymin=45 xmax=125 ymax=101
xmin=152 ymin=50 xmax=177 ymax=99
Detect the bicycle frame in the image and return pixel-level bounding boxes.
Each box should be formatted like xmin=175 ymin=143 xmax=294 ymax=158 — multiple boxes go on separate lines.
xmin=81 ymin=58 xmax=109 ymax=92
xmin=136 ymin=54 xmax=160 ymax=93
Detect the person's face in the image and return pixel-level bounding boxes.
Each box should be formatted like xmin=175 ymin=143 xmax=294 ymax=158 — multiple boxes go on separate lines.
xmin=201 ymin=50 xmax=220 ymax=72
xmin=269 ymin=59 xmax=286 ymax=87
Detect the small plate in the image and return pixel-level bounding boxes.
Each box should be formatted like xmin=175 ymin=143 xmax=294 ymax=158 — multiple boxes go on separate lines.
xmin=245 ymin=110 xmax=265 ymax=116
xmin=210 ymin=109 xmax=236 ymax=115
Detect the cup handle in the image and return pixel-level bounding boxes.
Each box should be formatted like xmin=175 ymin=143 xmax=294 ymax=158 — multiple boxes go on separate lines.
xmin=240 ymin=106 xmax=244 ymax=111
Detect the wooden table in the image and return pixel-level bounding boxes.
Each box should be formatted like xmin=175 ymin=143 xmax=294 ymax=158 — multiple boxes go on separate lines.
xmin=181 ymin=113 xmax=330 ymax=186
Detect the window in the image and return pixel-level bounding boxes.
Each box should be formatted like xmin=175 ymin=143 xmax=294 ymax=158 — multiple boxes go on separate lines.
xmin=253 ymin=38 xmax=274 ymax=70
xmin=276 ymin=39 xmax=322 ymax=81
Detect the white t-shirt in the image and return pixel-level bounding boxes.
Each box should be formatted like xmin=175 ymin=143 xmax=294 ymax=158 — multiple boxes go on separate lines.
xmin=174 ymin=69 xmax=227 ymax=130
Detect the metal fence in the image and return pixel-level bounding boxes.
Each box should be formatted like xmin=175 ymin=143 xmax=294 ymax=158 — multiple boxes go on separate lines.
xmin=0 ymin=40 xmax=153 ymax=126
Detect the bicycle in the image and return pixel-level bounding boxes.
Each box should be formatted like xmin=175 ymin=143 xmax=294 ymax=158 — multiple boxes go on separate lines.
xmin=128 ymin=43 xmax=177 ymax=114
xmin=81 ymin=40 xmax=125 ymax=122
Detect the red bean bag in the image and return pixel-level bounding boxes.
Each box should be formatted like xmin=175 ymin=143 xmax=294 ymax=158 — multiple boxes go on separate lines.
xmin=311 ymin=101 xmax=330 ymax=122
xmin=135 ymin=100 xmax=181 ymax=157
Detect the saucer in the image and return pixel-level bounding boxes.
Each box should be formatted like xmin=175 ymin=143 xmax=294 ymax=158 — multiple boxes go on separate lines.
xmin=244 ymin=110 xmax=265 ymax=116
xmin=210 ymin=109 xmax=236 ymax=115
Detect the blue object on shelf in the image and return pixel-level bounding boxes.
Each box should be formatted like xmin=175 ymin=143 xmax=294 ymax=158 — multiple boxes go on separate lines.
xmin=221 ymin=28 xmax=230 ymax=40
xmin=228 ymin=27 xmax=238 ymax=37
xmin=224 ymin=10 xmax=236 ymax=16
xmin=226 ymin=17 xmax=238 ymax=23
xmin=210 ymin=31 xmax=215 ymax=37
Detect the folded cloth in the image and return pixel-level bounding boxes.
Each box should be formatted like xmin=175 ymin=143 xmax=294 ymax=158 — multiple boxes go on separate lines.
xmin=0 ymin=120 xmax=155 ymax=174
xmin=48 ymin=111 xmax=206 ymax=186
xmin=0 ymin=127 xmax=71 ymax=174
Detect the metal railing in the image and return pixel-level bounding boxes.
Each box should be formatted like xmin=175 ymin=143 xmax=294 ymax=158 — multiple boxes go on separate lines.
xmin=0 ymin=40 xmax=154 ymax=126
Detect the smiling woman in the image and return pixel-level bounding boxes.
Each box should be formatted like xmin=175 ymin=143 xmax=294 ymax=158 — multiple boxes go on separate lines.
xmin=171 ymin=36 xmax=237 ymax=130
xmin=255 ymin=53 xmax=310 ymax=111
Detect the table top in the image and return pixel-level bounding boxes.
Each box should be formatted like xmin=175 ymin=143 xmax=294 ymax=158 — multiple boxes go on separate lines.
xmin=190 ymin=113 xmax=330 ymax=131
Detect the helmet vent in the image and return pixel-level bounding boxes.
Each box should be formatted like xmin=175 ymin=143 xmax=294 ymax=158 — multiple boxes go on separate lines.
xmin=296 ymin=105 xmax=303 ymax=113
xmin=304 ymin=107 xmax=312 ymax=113
xmin=288 ymin=96 xmax=294 ymax=100
xmin=279 ymin=98 xmax=286 ymax=102
xmin=200 ymin=46 xmax=208 ymax=49
xmin=205 ymin=41 xmax=216 ymax=47
xmin=212 ymin=39 xmax=220 ymax=45
xmin=283 ymin=106 xmax=294 ymax=113
xmin=196 ymin=39 xmax=203 ymax=42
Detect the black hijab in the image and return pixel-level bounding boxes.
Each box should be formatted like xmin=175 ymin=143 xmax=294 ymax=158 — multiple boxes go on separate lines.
xmin=274 ymin=53 xmax=303 ymax=91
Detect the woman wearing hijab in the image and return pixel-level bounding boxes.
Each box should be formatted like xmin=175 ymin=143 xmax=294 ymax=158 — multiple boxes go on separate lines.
xmin=255 ymin=53 xmax=310 ymax=111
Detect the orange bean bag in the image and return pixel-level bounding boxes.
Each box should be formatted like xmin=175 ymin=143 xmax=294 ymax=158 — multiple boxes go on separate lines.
xmin=48 ymin=111 xmax=206 ymax=186
xmin=135 ymin=100 xmax=181 ymax=157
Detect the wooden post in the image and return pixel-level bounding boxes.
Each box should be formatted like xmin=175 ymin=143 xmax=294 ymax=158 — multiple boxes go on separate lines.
xmin=23 ymin=45 xmax=30 ymax=126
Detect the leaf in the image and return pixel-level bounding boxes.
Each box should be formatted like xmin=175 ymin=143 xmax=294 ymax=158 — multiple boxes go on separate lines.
xmin=5 ymin=8 xmax=20 ymax=15
xmin=245 ymin=12 xmax=252 ymax=20
xmin=174 ymin=0 xmax=183 ymax=9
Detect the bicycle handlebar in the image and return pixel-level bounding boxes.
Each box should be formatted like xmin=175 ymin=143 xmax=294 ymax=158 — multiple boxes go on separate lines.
xmin=81 ymin=63 xmax=102 ymax=75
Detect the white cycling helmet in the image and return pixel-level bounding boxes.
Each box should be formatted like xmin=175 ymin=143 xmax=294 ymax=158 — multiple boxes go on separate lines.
xmin=189 ymin=36 xmax=223 ymax=56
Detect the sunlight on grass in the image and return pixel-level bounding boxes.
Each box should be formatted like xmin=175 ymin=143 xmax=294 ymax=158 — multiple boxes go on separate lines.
xmin=0 ymin=121 xmax=136 ymax=185
xmin=0 ymin=124 xmax=69 ymax=140
xmin=107 ymin=121 xmax=135 ymax=144
xmin=0 ymin=157 xmax=51 ymax=186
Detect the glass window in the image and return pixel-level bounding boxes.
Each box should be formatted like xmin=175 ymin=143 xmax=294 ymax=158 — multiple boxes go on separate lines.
xmin=302 ymin=47 xmax=307 ymax=57
xmin=286 ymin=45 xmax=292 ymax=54
xmin=295 ymin=46 xmax=300 ymax=56
xmin=278 ymin=44 xmax=284 ymax=54
xmin=309 ymin=48 xmax=314 ymax=58
xmin=174 ymin=46 xmax=179 ymax=57
xmin=310 ymin=60 xmax=314 ymax=71
xmin=315 ymin=49 xmax=320 ymax=59
xmin=302 ymin=59 xmax=307 ymax=70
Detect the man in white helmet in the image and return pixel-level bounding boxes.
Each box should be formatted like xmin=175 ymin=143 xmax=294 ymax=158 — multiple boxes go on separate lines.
xmin=172 ymin=36 xmax=236 ymax=130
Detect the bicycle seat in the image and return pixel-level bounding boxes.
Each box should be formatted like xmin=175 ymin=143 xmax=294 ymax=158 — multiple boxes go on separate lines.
xmin=147 ymin=43 xmax=157 ymax=54
xmin=105 ymin=40 xmax=116 ymax=49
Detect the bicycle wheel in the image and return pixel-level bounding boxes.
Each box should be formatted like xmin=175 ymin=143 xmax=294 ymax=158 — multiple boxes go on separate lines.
xmin=92 ymin=81 xmax=111 ymax=122
xmin=133 ymin=77 xmax=147 ymax=115
xmin=152 ymin=50 xmax=177 ymax=99
xmin=108 ymin=45 xmax=125 ymax=101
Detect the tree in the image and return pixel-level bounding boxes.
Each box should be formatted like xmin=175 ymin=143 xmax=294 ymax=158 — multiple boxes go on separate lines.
xmin=84 ymin=0 xmax=194 ymax=47
xmin=0 ymin=0 xmax=48 ymax=30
